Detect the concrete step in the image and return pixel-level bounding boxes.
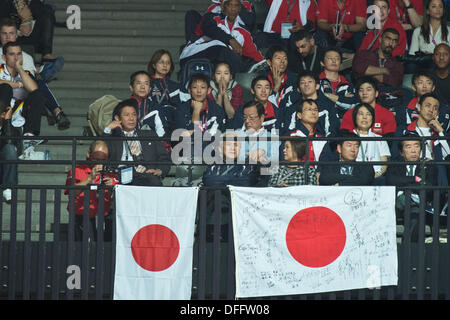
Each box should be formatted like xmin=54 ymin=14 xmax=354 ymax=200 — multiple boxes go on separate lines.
xmin=57 ymin=54 xmax=149 ymax=64
xmin=55 ymin=26 xmax=186 ymax=37
xmin=55 ymin=19 xmax=185 ymax=31
xmin=51 ymin=45 xmax=182 ymax=58
xmin=49 ymin=79 xmax=129 ymax=91
xmin=54 ymin=3 xmax=207 ymax=13
xmin=48 ymin=87 xmax=130 ymax=100
xmin=53 ymin=35 xmax=185 ymax=47
xmin=52 ymin=0 xmax=209 ymax=4
xmin=19 ymin=172 xmax=68 ymax=185
xmin=59 ymin=61 xmax=147 ymax=73
xmin=30 ymin=143 xmax=89 ymax=161
xmin=39 ymin=116 xmax=88 ymax=136
xmin=55 ymin=10 xmax=187 ymax=21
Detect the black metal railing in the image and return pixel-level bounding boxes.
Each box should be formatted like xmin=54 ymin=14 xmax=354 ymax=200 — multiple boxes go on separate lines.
xmin=0 ymin=134 xmax=449 ymax=299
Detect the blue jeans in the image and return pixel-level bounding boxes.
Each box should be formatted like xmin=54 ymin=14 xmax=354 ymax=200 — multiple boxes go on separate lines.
xmin=0 ymin=143 xmax=18 ymax=186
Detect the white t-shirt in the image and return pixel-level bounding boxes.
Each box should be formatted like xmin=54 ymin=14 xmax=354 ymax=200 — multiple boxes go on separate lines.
xmin=354 ymin=130 xmax=391 ymax=174
xmin=0 ymin=47 xmax=36 ymax=76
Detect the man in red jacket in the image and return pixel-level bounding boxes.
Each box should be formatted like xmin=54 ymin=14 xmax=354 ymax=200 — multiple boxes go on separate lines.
xmin=360 ymin=0 xmax=407 ymax=57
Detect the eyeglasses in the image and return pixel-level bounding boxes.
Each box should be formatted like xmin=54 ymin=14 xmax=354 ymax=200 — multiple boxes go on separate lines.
xmin=302 ymin=108 xmax=318 ymax=113
xmin=243 ymin=115 xmax=261 ymax=121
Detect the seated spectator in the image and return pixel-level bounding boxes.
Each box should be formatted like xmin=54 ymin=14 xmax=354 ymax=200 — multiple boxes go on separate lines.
xmin=352 ymin=28 xmax=405 ymax=87
xmin=395 ymin=70 xmax=450 ymax=131
xmin=207 ymin=61 xmax=243 ymax=119
xmin=340 ymin=76 xmax=397 ymax=136
xmin=0 ymin=42 xmax=45 ymax=151
xmin=288 ymin=99 xmax=329 ymax=168
xmin=388 ymin=0 xmax=424 ymax=33
xmin=230 ymin=75 xmax=280 ymax=132
xmin=103 ymin=99 xmax=171 ymax=186
xmin=202 ymin=131 xmax=260 ymax=187
xmin=316 ymin=0 xmax=367 ymax=52
xmin=431 ymin=43 xmax=450 ymax=105
xmin=260 ymin=46 xmax=298 ymax=106
xmin=128 ymin=70 xmax=168 ymax=138
xmin=174 ymin=73 xmax=226 ymax=137
xmin=236 ymin=101 xmax=279 ymax=168
xmin=180 ymin=0 xmax=264 ymax=73
xmin=408 ymin=0 xmax=449 ymax=71
xmin=287 ymin=30 xmax=325 ymax=76
xmin=386 ymin=132 xmax=439 ymax=241
xmin=319 ymin=47 xmax=359 ymax=118
xmin=0 ymin=83 xmax=21 ymax=204
xmin=392 ymin=92 xmax=449 ymax=185
xmin=318 ymin=132 xmax=375 ymax=186
xmin=147 ymin=49 xmax=180 ymax=109
xmin=349 ymin=103 xmax=391 ymax=184
xmin=268 ymin=139 xmax=317 ymax=187
xmin=254 ymin=0 xmax=317 ymax=50
xmin=64 ymin=140 xmax=119 ymax=241
xmin=0 ymin=18 xmax=69 ymax=130
xmin=0 ymin=0 xmax=60 ymax=62
xmin=359 ymin=0 xmax=407 ymax=57
xmin=184 ymin=0 xmax=256 ymax=42
xmin=282 ymin=70 xmax=339 ymax=137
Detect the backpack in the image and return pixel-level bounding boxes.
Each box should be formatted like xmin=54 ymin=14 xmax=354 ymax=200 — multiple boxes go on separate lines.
xmin=87 ymin=95 xmax=121 ymax=136
xmin=179 ymin=58 xmax=214 ymax=90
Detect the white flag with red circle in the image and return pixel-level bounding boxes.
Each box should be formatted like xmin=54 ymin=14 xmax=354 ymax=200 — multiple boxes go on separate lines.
xmin=230 ymin=186 xmax=398 ymax=298
xmin=113 ymin=185 xmax=199 ymax=300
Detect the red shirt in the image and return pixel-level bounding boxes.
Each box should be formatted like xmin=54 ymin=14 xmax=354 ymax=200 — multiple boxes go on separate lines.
xmin=359 ymin=17 xmax=407 ymax=57
xmin=317 ymin=0 xmax=366 ymax=39
xmin=340 ymin=104 xmax=397 ymax=136
xmin=388 ymin=0 xmax=424 ymax=25
xmin=265 ymin=0 xmax=318 ymax=33
xmin=65 ymin=164 xmax=119 ymax=218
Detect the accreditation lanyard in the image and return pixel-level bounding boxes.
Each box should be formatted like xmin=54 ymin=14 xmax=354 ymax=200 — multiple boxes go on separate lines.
xmin=302 ymin=46 xmax=318 ymax=71
xmin=285 ymin=0 xmax=298 ymax=21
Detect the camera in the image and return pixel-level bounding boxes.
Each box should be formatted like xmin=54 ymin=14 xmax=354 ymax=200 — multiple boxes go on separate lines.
xmin=99 ymin=166 xmax=119 ymax=185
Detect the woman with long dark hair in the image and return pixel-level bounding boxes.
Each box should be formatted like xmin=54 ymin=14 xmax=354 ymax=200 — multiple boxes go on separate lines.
xmin=409 ymin=0 xmax=450 ymax=55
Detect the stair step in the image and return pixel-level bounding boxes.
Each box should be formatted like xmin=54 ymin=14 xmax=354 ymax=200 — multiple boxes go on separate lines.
xmin=51 ymin=45 xmax=182 ymax=58
xmin=55 ymin=26 xmax=185 ymax=37
xmin=55 ymin=19 xmax=185 ymax=31
xmin=54 ymin=35 xmax=185 ymax=48
xmin=48 ymin=88 xmax=130 ymax=100
xmin=56 ymin=10 xmax=187 ymax=21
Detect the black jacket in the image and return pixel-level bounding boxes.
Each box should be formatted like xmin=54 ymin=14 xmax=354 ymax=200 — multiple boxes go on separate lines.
xmin=104 ymin=128 xmax=171 ymax=186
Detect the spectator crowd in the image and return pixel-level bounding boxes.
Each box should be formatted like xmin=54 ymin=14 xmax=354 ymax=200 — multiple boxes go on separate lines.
xmin=0 ymin=0 xmax=449 ymax=236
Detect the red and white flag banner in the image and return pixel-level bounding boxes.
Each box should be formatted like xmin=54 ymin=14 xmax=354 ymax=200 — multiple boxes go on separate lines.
xmin=113 ymin=185 xmax=199 ymax=300
xmin=229 ymin=186 xmax=398 ymax=298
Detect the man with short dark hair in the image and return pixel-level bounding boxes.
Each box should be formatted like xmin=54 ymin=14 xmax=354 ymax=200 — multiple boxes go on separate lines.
xmin=0 ymin=18 xmax=69 ymax=130
xmin=0 ymin=41 xmax=45 ymax=151
xmin=395 ymin=70 xmax=450 ymax=131
xmin=352 ymin=28 xmax=404 ymax=87
xmin=180 ymin=0 xmax=263 ymax=73
xmin=287 ymin=30 xmax=326 ymax=76
xmin=392 ymin=92 xmax=449 ymax=185
xmin=289 ymin=99 xmax=328 ymax=167
xmin=0 ymin=83 xmax=21 ymax=203
xmin=359 ymin=0 xmax=407 ymax=57
xmin=282 ymin=70 xmax=339 ymax=137
xmin=103 ymin=98 xmax=171 ymax=186
xmin=318 ymin=133 xmax=375 ymax=186
xmin=128 ymin=70 xmax=168 ymax=137
xmin=259 ymin=46 xmax=297 ymax=105
xmin=340 ymin=76 xmax=397 ymax=136
xmin=432 ymin=43 xmax=450 ymax=105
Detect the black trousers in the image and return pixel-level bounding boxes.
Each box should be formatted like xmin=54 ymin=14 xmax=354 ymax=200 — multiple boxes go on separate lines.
xmin=22 ymin=89 xmax=45 ymax=136
xmin=18 ymin=4 xmax=56 ymax=56
xmin=74 ymin=214 xmax=113 ymax=242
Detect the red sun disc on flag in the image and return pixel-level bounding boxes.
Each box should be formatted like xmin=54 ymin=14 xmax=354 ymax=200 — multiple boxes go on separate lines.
xmin=286 ymin=206 xmax=346 ymax=268
xmin=131 ymin=224 xmax=180 ymax=272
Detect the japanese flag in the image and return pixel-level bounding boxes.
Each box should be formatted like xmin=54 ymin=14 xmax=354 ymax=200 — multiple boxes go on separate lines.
xmin=230 ymin=186 xmax=398 ymax=298
xmin=113 ymin=185 xmax=199 ymax=300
